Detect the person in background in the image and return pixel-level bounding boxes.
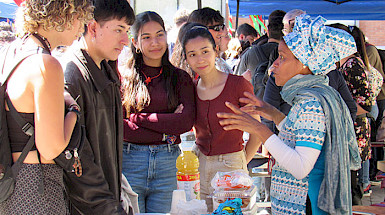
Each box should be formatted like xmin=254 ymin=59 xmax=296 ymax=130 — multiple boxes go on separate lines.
xmin=236 ymin=23 xmax=259 ymax=47
xmin=62 ymin=0 xmax=135 ymax=214
xmin=218 ymin=14 xmax=361 ymax=215
xmin=181 ymin=24 xmax=260 ymax=212
xmin=0 ymin=0 xmax=92 ymax=214
xmin=235 ymin=10 xmax=285 ymax=78
xmin=188 ymin=7 xmax=233 ymax=74
xmin=352 ymin=26 xmax=383 ymax=197
xmin=167 ymin=8 xmax=190 ymax=57
xmin=0 ymin=21 xmax=15 ymax=50
xmin=330 ymin=23 xmax=378 ymax=205
xmin=225 ymin=38 xmax=243 ymax=71
xmin=281 ymin=9 xmax=305 ymax=36
xmin=170 ymin=22 xmax=196 ymax=79
xmin=365 ymin=37 xmax=385 ymax=187
xmin=120 ymin=11 xmax=195 ymax=213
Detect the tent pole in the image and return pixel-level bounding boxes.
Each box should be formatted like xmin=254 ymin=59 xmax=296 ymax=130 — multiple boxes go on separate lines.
xmin=198 ymin=0 xmax=202 ymax=9
xmin=235 ymin=0 xmax=239 ymax=30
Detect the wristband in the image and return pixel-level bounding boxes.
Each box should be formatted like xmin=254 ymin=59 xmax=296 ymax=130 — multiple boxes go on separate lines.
xmin=68 ymin=106 xmax=81 ymax=121
xmin=69 ymin=103 xmax=81 ymax=112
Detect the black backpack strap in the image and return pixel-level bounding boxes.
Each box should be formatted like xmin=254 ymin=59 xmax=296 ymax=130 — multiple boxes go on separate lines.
xmin=3 ymin=48 xmax=36 ymax=141
xmin=5 ymin=95 xmax=34 ymax=136
xmin=1 ymin=44 xmax=38 ymax=178
xmin=10 ymin=134 xmax=35 ymax=176
xmin=36 ymin=150 xmax=44 ymax=194
xmin=5 ymin=94 xmax=35 ymax=168
xmin=5 ymin=90 xmax=41 ymax=194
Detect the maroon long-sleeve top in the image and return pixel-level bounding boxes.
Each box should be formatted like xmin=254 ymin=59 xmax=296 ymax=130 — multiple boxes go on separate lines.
xmin=123 ymin=65 xmax=195 ymax=144
xmin=195 ymin=74 xmax=253 ymax=156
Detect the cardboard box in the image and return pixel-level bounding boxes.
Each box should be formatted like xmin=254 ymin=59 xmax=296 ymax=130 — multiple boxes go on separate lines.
xmin=377 ymin=160 xmax=385 ymax=172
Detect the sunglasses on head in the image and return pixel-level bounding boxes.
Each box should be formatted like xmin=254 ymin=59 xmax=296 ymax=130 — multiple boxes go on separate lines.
xmin=348 ymin=25 xmax=355 ymax=32
xmin=207 ymin=24 xmax=226 ymax=31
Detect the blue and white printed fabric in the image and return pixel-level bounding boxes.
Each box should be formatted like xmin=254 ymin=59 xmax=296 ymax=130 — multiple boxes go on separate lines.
xmin=279 ymin=74 xmax=360 ymax=215
xmin=284 ymin=14 xmax=357 ymax=75
xmin=271 ymin=96 xmax=326 ymax=215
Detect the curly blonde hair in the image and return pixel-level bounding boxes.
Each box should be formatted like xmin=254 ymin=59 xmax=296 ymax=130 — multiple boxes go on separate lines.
xmin=15 ymin=0 xmax=94 ymax=36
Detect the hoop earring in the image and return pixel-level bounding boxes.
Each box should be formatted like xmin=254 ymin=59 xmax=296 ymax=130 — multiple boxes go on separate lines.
xmin=136 ymin=48 xmax=141 ymax=54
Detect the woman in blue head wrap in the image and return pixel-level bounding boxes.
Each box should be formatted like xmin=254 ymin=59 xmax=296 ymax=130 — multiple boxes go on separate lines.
xmin=217 ymin=14 xmax=361 ymax=215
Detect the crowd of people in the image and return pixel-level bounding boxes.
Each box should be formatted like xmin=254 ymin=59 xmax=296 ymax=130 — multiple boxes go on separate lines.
xmin=1 ymin=0 xmax=384 ymax=215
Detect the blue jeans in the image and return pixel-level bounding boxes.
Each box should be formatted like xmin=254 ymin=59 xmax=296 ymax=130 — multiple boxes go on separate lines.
xmin=122 ymin=142 xmax=180 ymax=213
xmin=358 ymin=159 xmax=370 ymax=188
xmin=357 ymin=108 xmax=376 ymax=188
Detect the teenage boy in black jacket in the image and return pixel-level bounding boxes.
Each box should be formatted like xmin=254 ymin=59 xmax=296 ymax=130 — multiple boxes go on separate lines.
xmin=62 ymin=0 xmax=135 ymax=214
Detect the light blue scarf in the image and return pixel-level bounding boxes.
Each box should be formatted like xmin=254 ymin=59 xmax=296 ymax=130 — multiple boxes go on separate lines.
xmin=281 ymin=74 xmax=361 ymax=214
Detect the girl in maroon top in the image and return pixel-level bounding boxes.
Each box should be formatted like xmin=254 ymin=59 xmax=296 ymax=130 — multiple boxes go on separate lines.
xmin=119 ymin=11 xmax=195 ymax=213
xmin=181 ymin=24 xmax=260 ymax=212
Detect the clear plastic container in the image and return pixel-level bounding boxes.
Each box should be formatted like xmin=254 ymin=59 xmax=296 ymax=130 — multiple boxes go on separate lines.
xmin=243 ymin=203 xmax=258 ymax=215
xmin=212 ymin=185 xmax=257 ymax=211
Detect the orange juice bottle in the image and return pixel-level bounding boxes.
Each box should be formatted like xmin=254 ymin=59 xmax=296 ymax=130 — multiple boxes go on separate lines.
xmin=176 ymin=151 xmax=200 ymax=201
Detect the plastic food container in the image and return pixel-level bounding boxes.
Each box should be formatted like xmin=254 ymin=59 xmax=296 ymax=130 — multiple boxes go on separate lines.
xmin=212 ymin=185 xmax=257 ymax=211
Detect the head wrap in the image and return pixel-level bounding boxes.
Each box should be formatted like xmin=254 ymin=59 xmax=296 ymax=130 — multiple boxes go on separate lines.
xmin=284 ymin=14 xmax=357 ymax=75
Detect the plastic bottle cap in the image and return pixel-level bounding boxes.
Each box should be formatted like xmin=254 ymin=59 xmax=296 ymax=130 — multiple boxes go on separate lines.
xmin=181 ymin=146 xmax=193 ymax=151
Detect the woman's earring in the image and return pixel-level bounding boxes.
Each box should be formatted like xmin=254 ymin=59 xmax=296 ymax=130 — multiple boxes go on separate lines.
xmin=136 ymin=48 xmax=141 ymax=54
xmin=91 ymin=36 xmax=95 ymax=43
xmin=303 ymin=65 xmax=307 ymax=69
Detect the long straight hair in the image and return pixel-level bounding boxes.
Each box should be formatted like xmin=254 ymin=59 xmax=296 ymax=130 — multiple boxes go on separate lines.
xmin=349 ymin=26 xmax=370 ymax=69
xmin=121 ymin=11 xmax=178 ymax=114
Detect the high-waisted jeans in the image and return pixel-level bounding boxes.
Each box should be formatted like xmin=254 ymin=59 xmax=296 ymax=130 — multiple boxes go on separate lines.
xmin=122 ymin=142 xmax=180 ymax=213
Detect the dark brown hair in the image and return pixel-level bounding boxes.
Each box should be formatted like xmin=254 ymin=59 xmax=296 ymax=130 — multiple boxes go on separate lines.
xmin=121 ymin=11 xmax=178 ymax=114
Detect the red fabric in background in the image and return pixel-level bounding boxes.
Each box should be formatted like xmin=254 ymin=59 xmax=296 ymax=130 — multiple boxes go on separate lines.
xmin=14 ymin=0 xmax=23 ymax=6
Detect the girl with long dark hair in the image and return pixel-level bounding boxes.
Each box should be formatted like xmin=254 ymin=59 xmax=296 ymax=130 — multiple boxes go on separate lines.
xmin=181 ymin=24 xmax=260 ymax=212
xmin=120 ymin=11 xmax=195 ymax=213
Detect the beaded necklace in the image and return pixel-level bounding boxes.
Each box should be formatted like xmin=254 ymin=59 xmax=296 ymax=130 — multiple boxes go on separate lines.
xmin=141 ymin=67 xmax=163 ymax=84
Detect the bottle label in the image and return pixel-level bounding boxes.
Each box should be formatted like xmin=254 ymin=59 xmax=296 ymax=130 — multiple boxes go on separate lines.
xmin=177 ymin=173 xmax=200 ymax=201
xmin=177 ymin=173 xmax=200 ymax=181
